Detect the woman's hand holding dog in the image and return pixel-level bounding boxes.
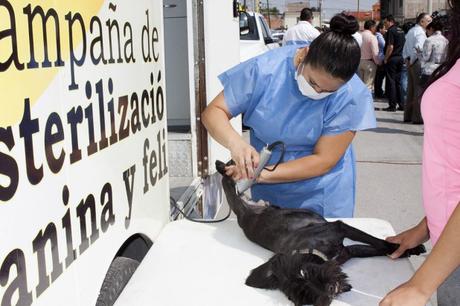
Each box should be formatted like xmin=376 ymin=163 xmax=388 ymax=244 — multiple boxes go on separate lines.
xmin=385 ymin=218 xmax=430 ymax=259
xmin=226 ymin=139 xmax=259 ymax=181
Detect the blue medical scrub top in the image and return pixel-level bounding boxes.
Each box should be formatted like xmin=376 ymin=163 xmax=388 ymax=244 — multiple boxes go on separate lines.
xmin=218 ymin=45 xmax=376 ymax=217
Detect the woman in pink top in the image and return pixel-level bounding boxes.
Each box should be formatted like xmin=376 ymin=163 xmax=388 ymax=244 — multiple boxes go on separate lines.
xmin=380 ymin=2 xmax=460 ymax=306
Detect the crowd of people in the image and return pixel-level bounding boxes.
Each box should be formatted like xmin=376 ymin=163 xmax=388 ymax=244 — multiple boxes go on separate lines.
xmin=358 ymin=12 xmax=449 ymax=124
xmin=282 ymin=9 xmax=450 ymax=126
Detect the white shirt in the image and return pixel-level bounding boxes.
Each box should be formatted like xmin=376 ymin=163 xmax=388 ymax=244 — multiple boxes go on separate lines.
xmin=402 ymin=24 xmax=427 ymax=64
xmin=421 ymin=31 xmax=448 ymax=75
xmin=283 ymin=21 xmax=320 ymax=46
xmin=353 ymin=32 xmax=363 ymax=47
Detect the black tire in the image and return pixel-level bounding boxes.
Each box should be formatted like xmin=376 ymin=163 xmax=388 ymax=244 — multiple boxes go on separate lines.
xmin=96 ymin=257 xmax=140 ymax=306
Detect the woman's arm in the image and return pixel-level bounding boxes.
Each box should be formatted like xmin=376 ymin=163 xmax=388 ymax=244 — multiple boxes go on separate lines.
xmin=258 ymin=131 xmax=355 ymax=183
xmin=380 ymin=202 xmax=460 ymax=306
xmin=202 ymin=91 xmax=259 ymax=179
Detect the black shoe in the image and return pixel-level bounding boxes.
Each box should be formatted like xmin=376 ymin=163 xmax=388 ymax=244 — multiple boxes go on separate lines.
xmin=383 ymin=107 xmax=396 ymax=112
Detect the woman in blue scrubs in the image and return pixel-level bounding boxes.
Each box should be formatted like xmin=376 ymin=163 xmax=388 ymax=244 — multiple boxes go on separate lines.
xmin=202 ymin=14 xmax=376 ymax=218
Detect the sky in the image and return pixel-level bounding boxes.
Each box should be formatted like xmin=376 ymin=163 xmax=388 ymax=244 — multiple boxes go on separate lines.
xmin=245 ymin=0 xmax=377 ymax=19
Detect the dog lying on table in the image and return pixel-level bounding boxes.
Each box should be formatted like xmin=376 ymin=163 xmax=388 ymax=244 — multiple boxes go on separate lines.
xmin=215 ymin=160 xmax=426 ymax=306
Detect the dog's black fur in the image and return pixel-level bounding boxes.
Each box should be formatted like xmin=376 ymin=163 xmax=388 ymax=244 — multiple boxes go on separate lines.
xmin=216 ymin=160 xmax=426 ymax=306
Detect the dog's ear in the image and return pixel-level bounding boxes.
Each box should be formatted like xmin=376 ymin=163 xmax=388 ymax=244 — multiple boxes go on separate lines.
xmin=215 ymin=160 xmax=236 ymax=176
xmin=215 ymin=160 xmax=227 ymax=175
xmin=245 ymin=255 xmax=280 ymax=290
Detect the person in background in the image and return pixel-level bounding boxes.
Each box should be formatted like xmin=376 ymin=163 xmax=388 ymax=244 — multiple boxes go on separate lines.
xmin=358 ymin=20 xmax=380 ymax=90
xmin=402 ymin=13 xmax=432 ymax=124
xmin=374 ymin=21 xmax=387 ymax=98
xmin=352 ymin=30 xmax=363 ymax=47
xmin=283 ymin=8 xmax=320 ymax=46
xmin=383 ymin=15 xmax=406 ymax=112
xmin=419 ymin=18 xmax=448 ymax=86
xmin=400 ymin=22 xmax=416 ymax=105
xmin=380 ymin=0 xmax=460 ymax=305
xmin=203 ymin=14 xmax=375 ymax=218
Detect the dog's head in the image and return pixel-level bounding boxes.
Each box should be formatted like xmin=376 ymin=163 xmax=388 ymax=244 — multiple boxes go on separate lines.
xmin=246 ymin=253 xmax=351 ymax=306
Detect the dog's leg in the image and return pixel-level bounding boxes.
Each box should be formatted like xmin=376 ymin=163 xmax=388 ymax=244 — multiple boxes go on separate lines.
xmin=338 ymin=222 xmax=426 ymax=257
xmin=338 ymin=221 xmax=390 ymax=249
xmin=333 ymin=245 xmax=385 ymax=263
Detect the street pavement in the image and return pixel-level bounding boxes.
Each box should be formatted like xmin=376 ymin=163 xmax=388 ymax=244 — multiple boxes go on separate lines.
xmin=354 ymin=100 xmax=426 ymax=234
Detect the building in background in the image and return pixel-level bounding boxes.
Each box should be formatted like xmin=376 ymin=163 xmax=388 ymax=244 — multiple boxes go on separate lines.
xmin=266 ymin=14 xmax=285 ymax=29
xmin=381 ymin=0 xmax=449 ymax=22
xmin=346 ymin=2 xmax=381 ymax=21
xmin=284 ymin=1 xmax=321 ymax=28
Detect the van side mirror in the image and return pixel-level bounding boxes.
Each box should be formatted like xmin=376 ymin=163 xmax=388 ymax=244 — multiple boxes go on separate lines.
xmin=264 ymin=37 xmax=274 ymax=44
xmin=239 ymin=11 xmax=250 ymax=36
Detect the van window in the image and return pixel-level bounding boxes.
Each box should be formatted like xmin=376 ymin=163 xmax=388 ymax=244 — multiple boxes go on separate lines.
xmin=259 ymin=16 xmax=271 ymax=40
xmin=240 ymin=15 xmax=260 ymax=41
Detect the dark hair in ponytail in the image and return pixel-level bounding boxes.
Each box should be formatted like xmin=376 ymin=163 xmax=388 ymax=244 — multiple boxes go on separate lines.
xmin=425 ymin=0 xmax=460 ymax=89
xmin=304 ymin=13 xmax=360 ymax=81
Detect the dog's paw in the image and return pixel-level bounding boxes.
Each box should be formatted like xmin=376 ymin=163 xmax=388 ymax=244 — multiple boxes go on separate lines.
xmin=383 ymin=241 xmax=400 ymax=255
xmin=403 ymin=244 xmax=426 ymax=257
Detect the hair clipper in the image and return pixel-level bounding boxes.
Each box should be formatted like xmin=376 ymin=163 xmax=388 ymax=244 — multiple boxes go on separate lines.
xmin=235 ymin=146 xmax=273 ymax=195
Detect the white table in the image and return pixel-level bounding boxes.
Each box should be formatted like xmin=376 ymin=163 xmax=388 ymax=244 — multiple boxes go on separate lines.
xmin=116 ymin=218 xmax=428 ymax=306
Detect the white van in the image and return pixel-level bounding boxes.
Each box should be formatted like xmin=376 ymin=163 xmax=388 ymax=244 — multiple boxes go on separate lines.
xmin=239 ymin=11 xmax=280 ymax=62
xmin=0 ymin=0 xmax=240 ymax=305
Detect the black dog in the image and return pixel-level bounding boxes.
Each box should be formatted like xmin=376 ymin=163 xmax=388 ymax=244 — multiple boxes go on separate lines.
xmin=215 ymin=160 xmax=426 ymax=306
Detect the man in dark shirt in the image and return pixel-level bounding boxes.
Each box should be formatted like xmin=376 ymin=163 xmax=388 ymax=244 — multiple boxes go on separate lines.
xmin=383 ymin=15 xmax=406 ymax=111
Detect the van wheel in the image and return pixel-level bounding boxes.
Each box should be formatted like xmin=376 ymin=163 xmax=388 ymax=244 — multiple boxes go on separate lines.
xmin=96 ymin=257 xmax=140 ymax=306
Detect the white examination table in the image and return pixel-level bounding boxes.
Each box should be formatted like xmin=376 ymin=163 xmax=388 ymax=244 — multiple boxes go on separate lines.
xmin=115 ymin=218 xmax=430 ymax=306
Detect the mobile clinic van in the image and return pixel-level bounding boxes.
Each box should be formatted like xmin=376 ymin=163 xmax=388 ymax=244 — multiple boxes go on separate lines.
xmin=0 ymin=0 xmax=240 ymax=305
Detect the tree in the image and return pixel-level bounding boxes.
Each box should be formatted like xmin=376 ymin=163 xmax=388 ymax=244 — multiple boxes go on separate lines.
xmin=260 ymin=6 xmax=280 ymax=15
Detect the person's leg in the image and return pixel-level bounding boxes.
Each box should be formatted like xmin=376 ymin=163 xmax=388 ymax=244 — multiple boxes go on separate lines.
xmin=411 ymin=61 xmax=424 ymax=124
xmin=385 ymin=58 xmax=397 ymax=110
xmin=404 ymin=64 xmax=415 ymax=122
xmin=367 ymin=61 xmax=377 ymax=92
xmin=437 ymin=266 xmax=460 ymax=306
xmin=395 ymin=57 xmax=404 ymax=110
xmin=358 ymin=60 xmax=366 ymax=82
xmin=401 ymin=63 xmax=408 ymax=103
xmin=374 ymin=65 xmax=385 ymax=98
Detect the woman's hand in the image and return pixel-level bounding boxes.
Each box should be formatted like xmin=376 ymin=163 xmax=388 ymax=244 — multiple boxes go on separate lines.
xmin=379 ymin=281 xmax=430 ymax=306
xmin=228 ymin=138 xmax=260 ymax=180
xmin=386 ymin=218 xmax=429 ymax=259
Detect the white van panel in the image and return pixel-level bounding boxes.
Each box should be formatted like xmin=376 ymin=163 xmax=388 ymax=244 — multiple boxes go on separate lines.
xmin=0 ymin=1 xmax=169 ymax=305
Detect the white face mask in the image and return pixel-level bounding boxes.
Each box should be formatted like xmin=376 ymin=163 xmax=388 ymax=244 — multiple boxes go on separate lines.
xmin=295 ymin=64 xmax=335 ymax=100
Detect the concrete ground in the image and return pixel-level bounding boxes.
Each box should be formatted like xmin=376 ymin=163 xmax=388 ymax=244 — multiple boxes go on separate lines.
xmin=354 ymin=100 xmax=425 ymax=233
